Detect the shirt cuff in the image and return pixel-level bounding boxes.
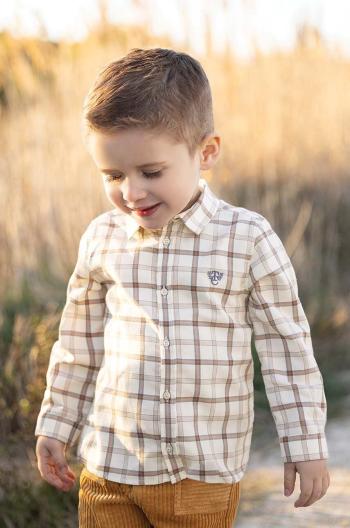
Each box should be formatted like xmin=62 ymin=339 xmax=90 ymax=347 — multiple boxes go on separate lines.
xmin=279 ymin=432 xmax=329 ymax=463
xmin=34 ymin=413 xmax=83 ymax=447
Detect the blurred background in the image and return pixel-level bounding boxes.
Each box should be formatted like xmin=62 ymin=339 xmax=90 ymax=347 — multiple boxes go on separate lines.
xmin=0 ymin=0 xmax=349 ymax=526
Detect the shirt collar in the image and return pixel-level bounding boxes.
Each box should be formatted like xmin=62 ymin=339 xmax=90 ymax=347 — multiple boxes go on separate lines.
xmin=114 ymin=177 xmax=220 ymax=240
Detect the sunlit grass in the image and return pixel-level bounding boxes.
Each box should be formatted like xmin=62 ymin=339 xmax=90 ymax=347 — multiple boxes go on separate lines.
xmin=0 ymin=14 xmax=349 ymax=527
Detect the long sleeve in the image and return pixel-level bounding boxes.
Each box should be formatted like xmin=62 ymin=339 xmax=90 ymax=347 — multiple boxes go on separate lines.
xmin=246 ymin=216 xmax=328 ymax=463
xmin=34 ymin=224 xmax=107 ymax=447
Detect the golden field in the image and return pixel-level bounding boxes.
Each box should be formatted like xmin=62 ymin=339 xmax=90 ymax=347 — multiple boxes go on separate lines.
xmin=0 ymin=17 xmax=349 ymax=527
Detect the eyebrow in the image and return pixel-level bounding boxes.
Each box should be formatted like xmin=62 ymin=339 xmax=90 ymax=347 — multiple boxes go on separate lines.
xmin=101 ymin=162 xmax=167 ymax=173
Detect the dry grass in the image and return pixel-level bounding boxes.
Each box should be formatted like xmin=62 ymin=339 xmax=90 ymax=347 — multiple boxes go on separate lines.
xmin=0 ymin=24 xmax=349 ymax=320
xmin=0 ymin=15 xmax=349 ymax=463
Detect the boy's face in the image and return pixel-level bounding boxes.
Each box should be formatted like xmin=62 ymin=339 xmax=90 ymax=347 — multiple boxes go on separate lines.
xmin=87 ymin=128 xmax=219 ymax=230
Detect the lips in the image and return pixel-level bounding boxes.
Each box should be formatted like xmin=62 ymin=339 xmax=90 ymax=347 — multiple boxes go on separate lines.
xmin=132 ymin=203 xmax=162 ymax=217
xmin=132 ymin=203 xmax=160 ymax=211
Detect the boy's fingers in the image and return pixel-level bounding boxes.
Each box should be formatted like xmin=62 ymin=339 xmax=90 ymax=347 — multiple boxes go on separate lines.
xmin=294 ymin=478 xmax=313 ymax=507
xmin=65 ymin=467 xmax=76 ymax=480
xmin=38 ymin=455 xmax=75 ymax=488
xmin=301 ymin=478 xmax=323 ymax=507
xmin=53 ymin=462 xmax=76 ymax=486
xmin=319 ymin=473 xmax=330 ymax=499
xmin=38 ymin=459 xmax=65 ymax=489
xmin=48 ymin=467 xmax=69 ymax=489
xmin=56 ymin=460 xmax=74 ymax=478
xmin=284 ymin=463 xmax=296 ymax=496
xmin=320 ymin=476 xmax=329 ymax=499
xmin=47 ymin=462 xmax=75 ymax=490
xmin=294 ymin=470 xmax=330 ymax=507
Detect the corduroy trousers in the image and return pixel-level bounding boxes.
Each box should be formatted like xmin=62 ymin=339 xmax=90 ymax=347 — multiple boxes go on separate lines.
xmin=79 ymin=467 xmax=241 ymax=527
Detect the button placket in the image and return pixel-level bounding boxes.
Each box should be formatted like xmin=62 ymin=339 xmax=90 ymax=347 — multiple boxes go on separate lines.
xmin=157 ymin=228 xmax=181 ymax=477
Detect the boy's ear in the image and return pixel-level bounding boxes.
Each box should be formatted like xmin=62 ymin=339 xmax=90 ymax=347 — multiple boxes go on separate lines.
xmin=199 ymin=133 xmax=221 ymax=170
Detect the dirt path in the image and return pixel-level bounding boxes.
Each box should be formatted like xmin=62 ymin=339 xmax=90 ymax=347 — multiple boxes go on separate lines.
xmin=234 ymin=411 xmax=350 ymax=527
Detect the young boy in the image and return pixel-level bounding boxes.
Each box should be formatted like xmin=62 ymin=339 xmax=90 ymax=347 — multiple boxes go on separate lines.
xmin=35 ymin=47 xmax=329 ymax=527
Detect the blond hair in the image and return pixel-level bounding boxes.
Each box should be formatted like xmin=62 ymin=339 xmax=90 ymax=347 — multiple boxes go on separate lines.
xmin=81 ymin=47 xmax=214 ymax=158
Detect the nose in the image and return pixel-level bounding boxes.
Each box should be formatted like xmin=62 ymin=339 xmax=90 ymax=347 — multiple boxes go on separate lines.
xmin=120 ymin=178 xmax=147 ymax=204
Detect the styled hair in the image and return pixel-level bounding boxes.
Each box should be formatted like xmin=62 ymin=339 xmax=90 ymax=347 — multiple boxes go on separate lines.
xmin=81 ymin=47 xmax=214 ymax=158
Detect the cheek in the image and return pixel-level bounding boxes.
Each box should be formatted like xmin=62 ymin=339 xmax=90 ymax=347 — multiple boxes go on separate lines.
xmin=104 ymin=188 xmax=123 ymax=209
xmin=106 ymin=187 xmax=121 ymax=202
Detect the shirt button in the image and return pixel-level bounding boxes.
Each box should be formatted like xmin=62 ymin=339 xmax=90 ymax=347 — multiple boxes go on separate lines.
xmin=166 ymin=443 xmax=173 ymax=455
xmin=163 ymin=337 xmax=170 ymax=347
xmin=163 ymin=390 xmax=171 ymax=400
xmin=163 ymin=237 xmax=170 ymax=247
xmin=160 ymin=286 xmax=168 ymax=296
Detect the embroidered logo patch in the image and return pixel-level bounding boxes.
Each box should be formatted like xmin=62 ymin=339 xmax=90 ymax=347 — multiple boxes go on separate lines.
xmin=207 ymin=270 xmax=224 ymax=286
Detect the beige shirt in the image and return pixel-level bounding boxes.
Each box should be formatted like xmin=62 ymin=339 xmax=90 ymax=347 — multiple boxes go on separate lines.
xmin=35 ymin=177 xmax=328 ymax=485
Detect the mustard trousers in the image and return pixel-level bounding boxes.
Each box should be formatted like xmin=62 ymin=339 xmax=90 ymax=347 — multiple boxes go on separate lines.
xmin=79 ymin=467 xmax=241 ymax=528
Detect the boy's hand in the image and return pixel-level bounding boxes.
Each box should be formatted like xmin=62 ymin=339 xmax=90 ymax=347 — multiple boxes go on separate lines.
xmin=284 ymin=459 xmax=330 ymax=508
xmin=36 ymin=435 xmax=76 ymax=492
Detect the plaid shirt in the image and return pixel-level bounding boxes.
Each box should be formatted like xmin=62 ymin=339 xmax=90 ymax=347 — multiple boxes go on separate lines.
xmin=35 ymin=177 xmax=328 ymax=484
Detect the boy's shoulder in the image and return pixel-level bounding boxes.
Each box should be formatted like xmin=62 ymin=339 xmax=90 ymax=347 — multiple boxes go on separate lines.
xmin=219 ymin=199 xmax=273 ymax=234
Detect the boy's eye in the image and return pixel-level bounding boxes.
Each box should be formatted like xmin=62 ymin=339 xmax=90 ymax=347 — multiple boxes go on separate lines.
xmin=143 ymin=170 xmax=162 ymax=178
xmin=104 ymin=170 xmax=162 ymax=183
